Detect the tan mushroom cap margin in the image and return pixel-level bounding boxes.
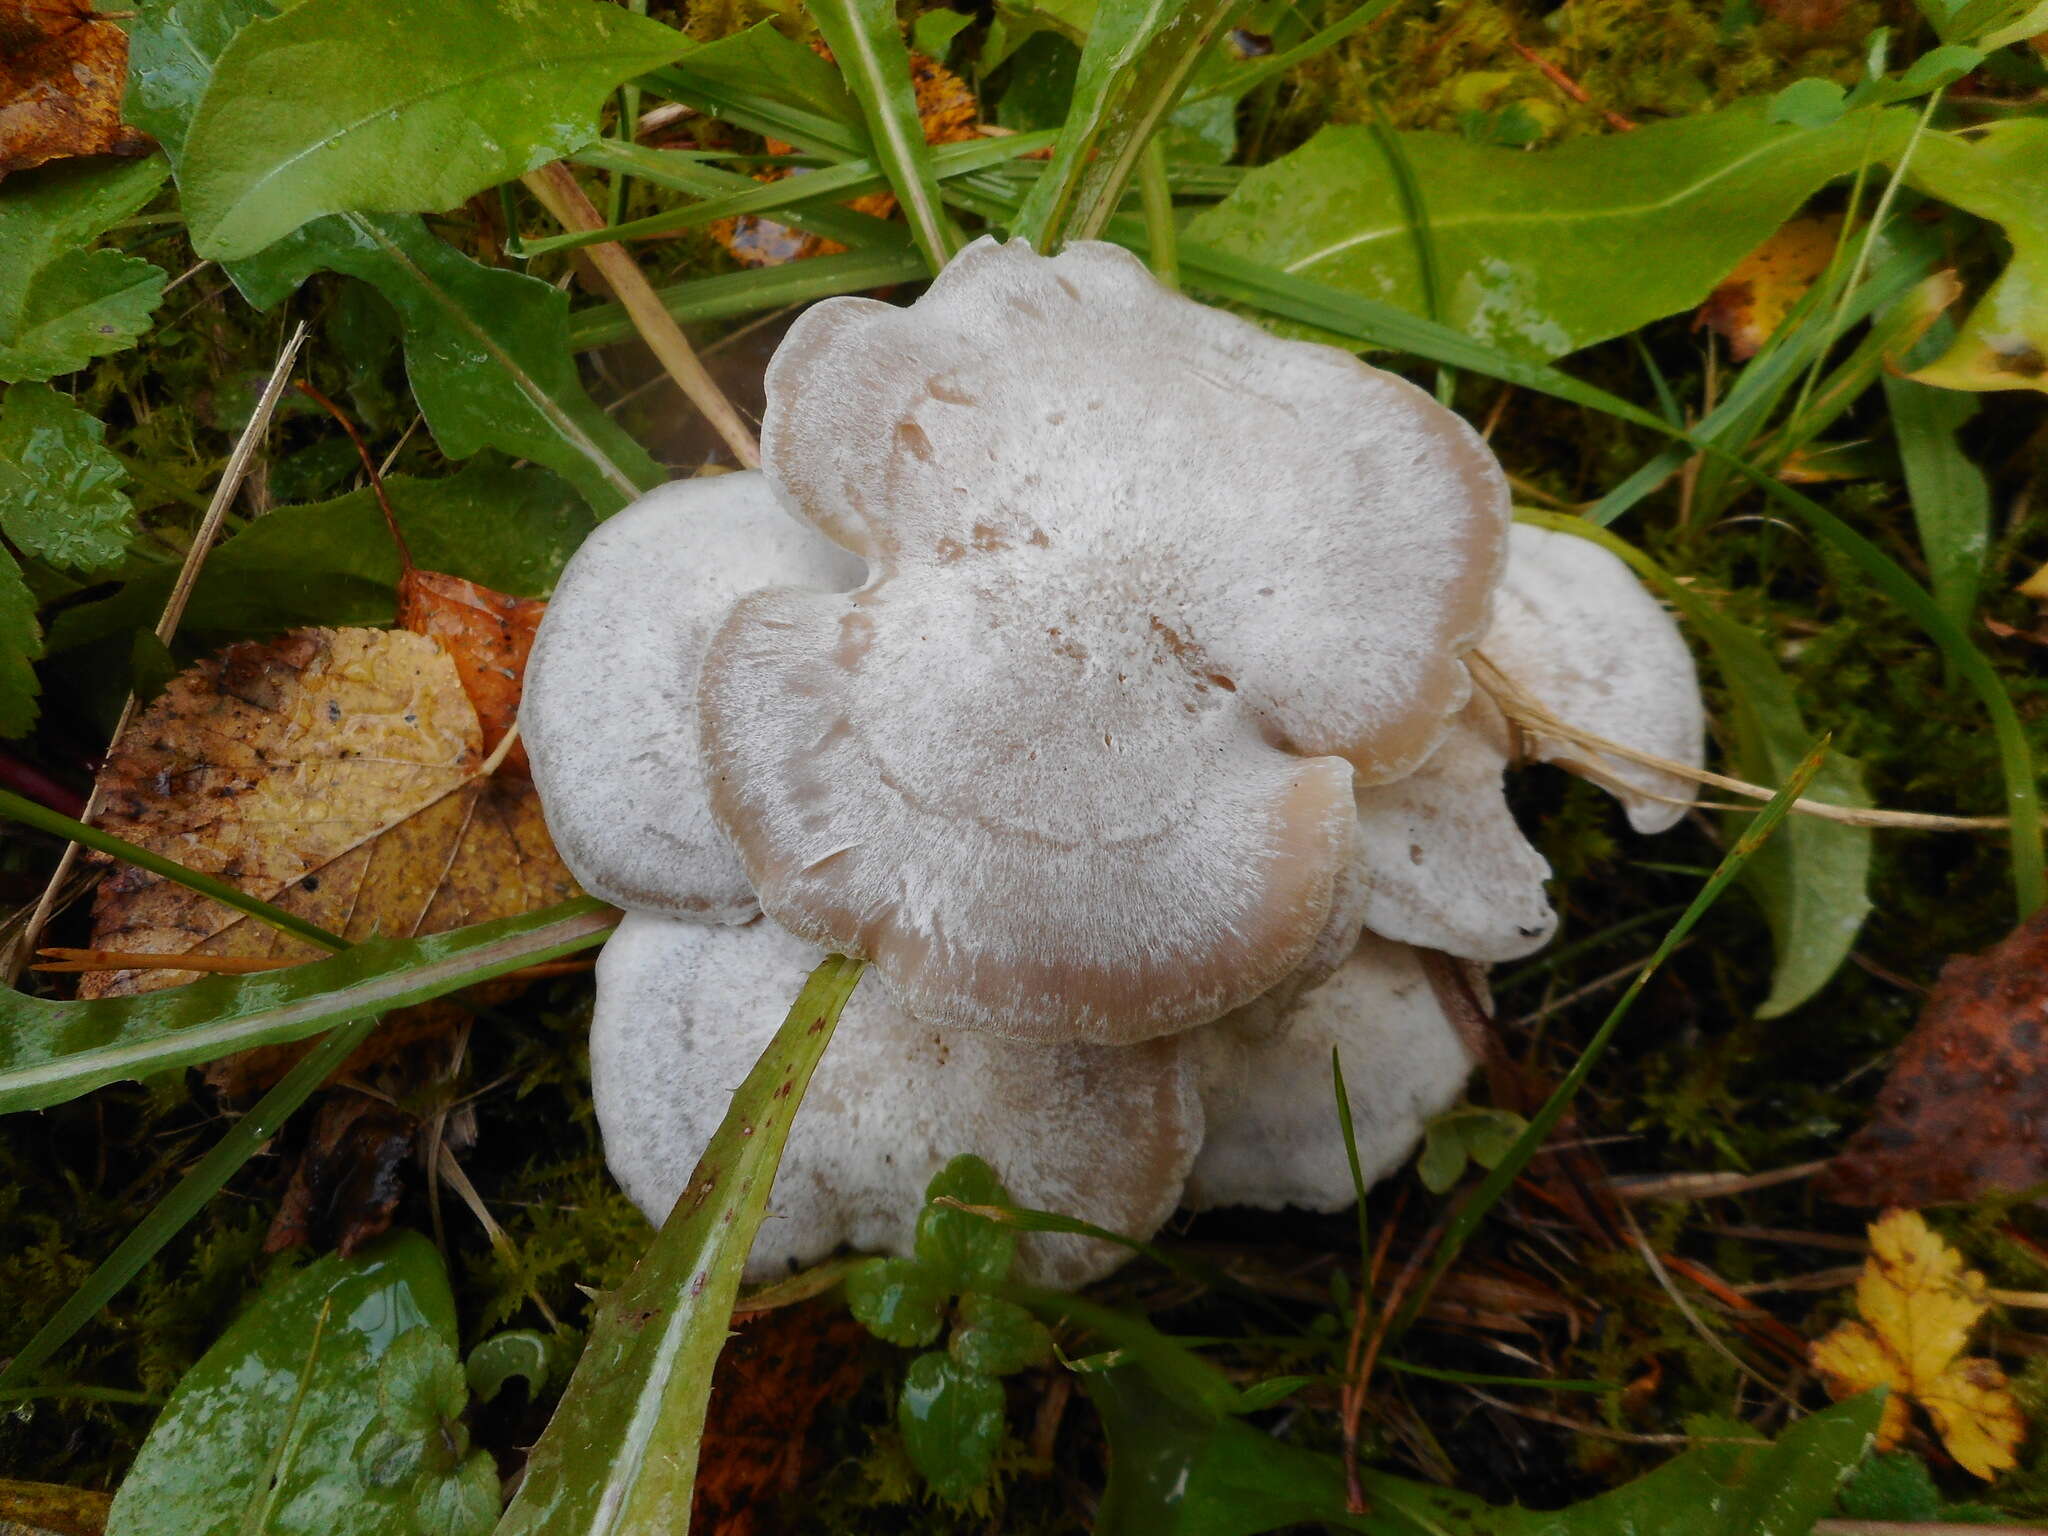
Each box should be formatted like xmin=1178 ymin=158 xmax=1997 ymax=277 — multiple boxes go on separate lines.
xmin=592 ymin=911 xmax=1207 ymax=1289
xmin=701 ymin=238 xmax=1511 ymax=1046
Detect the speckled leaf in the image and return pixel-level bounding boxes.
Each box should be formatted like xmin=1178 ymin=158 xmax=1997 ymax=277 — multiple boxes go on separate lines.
xmin=0 ymin=157 xmax=167 ymax=382
xmin=0 ymin=381 xmax=134 ymax=573
xmin=105 ymin=1233 xmax=462 ymax=1536
xmin=497 ymin=955 xmax=863 ymax=1536
xmin=1186 ymin=100 xmax=1916 ymax=360
xmin=179 ymin=0 xmax=688 ymax=259
xmin=1906 ymin=119 xmax=2048 ymax=395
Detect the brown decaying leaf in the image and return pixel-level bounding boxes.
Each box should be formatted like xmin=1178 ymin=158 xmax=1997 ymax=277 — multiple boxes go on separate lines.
xmin=0 ymin=0 xmax=153 ymax=177
xmin=397 ymin=569 xmax=544 ymax=775
xmin=693 ymin=1301 xmax=871 ymax=1536
xmin=1695 ymin=213 xmax=1843 ymax=361
xmin=264 ymin=1088 xmax=419 ymax=1256
xmin=1819 ymin=909 xmax=2048 ymax=1209
xmin=712 ymin=48 xmax=981 ymax=268
xmin=80 ymin=626 xmax=578 ymax=1086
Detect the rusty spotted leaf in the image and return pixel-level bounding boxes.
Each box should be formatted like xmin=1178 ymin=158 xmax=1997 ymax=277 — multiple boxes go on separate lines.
xmin=397 ymin=568 xmax=544 ymax=775
xmin=1809 ymin=1209 xmax=2024 ymax=1479
xmin=80 ymin=626 xmax=578 ymax=1079
xmin=1695 ymin=213 xmax=1843 ymax=361
xmin=0 ymin=0 xmax=153 ymax=177
xmin=1820 ymin=910 xmax=2048 ymax=1209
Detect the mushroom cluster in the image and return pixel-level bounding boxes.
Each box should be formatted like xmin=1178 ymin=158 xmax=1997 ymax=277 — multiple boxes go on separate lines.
xmin=525 ymin=238 xmax=1704 ymax=1288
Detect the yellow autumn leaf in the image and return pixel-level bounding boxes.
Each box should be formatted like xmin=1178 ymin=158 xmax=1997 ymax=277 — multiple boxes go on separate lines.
xmin=1809 ymin=1209 xmax=2024 ymax=1479
xmin=1696 ymin=213 xmax=1844 ymax=361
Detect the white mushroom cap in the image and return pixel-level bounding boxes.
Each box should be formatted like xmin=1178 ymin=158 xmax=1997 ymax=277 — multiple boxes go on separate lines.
xmin=523 ymin=472 xmax=864 ymax=921
xmin=590 ymin=912 xmax=1207 ymax=1289
xmin=1354 ymin=697 xmax=1557 ymax=962
xmin=1351 ymin=522 xmax=1705 ymax=962
xmin=699 ymin=237 xmax=1509 ymax=1044
xmin=1185 ymin=931 xmax=1476 ymax=1213
xmin=1482 ymin=522 xmax=1704 ymax=834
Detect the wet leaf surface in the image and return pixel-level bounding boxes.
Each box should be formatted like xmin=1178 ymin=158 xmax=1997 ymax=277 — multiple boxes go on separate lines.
xmin=104 ymin=1233 xmax=480 ymax=1536
xmin=1822 ymin=909 xmax=2048 ymax=1209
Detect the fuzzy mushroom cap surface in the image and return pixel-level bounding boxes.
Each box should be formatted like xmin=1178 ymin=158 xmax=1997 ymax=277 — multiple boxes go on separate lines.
xmin=1185 ymin=931 xmax=1477 ymax=1213
xmin=1482 ymin=523 xmax=1704 ymax=834
xmin=591 ymin=912 xmax=1208 ymax=1289
xmin=700 ymin=237 xmax=1509 ymax=1044
xmin=1353 ymin=522 xmax=1705 ymax=962
xmin=523 ymin=472 xmax=864 ymax=921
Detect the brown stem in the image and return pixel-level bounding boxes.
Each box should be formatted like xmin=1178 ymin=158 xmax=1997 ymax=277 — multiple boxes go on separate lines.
xmin=520 ymin=161 xmax=761 ymax=469
xmin=293 ymin=380 xmax=414 ymax=572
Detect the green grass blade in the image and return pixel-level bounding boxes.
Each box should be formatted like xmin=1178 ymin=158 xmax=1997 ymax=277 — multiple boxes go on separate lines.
xmin=0 ymin=1014 xmax=377 ymax=1394
xmin=568 ymin=246 xmax=932 ymax=349
xmin=803 ymin=0 xmax=960 ymax=271
xmin=1516 ymin=512 xmax=1872 ymax=1016
xmin=0 ymin=787 xmax=344 ymax=952
xmin=0 ymin=899 xmax=617 ymax=1112
xmin=1015 ymin=0 xmax=1247 ymax=249
xmin=1884 ymin=364 xmax=1989 ymax=634
xmin=497 ymin=954 xmax=863 ymax=1535
xmin=1394 ymin=740 xmax=1829 ymax=1335
xmin=558 ymin=131 xmax=1056 ymax=256
xmin=571 ymin=139 xmax=906 ymax=252
xmin=1182 ymin=0 xmax=1404 ymax=104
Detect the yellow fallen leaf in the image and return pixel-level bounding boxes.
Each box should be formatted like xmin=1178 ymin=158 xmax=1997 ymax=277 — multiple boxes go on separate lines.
xmin=80 ymin=625 xmax=578 ymax=1087
xmin=1809 ymin=1209 xmax=2024 ymax=1479
xmin=1696 ymin=213 xmax=1844 ymax=361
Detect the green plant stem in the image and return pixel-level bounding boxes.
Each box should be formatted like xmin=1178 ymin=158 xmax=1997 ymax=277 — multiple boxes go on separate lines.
xmin=0 ymin=1015 xmax=378 ymax=1393
xmin=1138 ymin=139 xmax=1179 ymax=289
xmin=0 ymin=788 xmax=345 ymax=952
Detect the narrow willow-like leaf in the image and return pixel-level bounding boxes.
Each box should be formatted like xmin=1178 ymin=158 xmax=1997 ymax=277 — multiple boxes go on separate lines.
xmin=1885 ymin=361 xmax=1990 ymax=633
xmin=803 ymin=0 xmax=959 ymax=271
xmin=1015 ymin=0 xmax=1247 ymax=249
xmin=0 ymin=900 xmax=615 ymax=1112
xmin=498 ymin=955 xmax=863 ymax=1536
xmin=1398 ymin=743 xmax=1827 ymax=1331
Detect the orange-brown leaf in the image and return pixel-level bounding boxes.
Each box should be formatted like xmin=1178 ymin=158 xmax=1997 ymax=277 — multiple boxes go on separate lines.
xmin=0 ymin=0 xmax=153 ymax=177
xmin=1820 ymin=909 xmax=2048 ymax=1208
xmin=396 ymin=569 xmax=545 ymax=775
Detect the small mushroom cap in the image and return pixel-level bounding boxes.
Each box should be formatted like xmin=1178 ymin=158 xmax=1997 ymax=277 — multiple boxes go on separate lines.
xmin=590 ymin=912 xmax=1206 ymax=1289
xmin=700 ymin=237 xmax=1508 ymax=1043
xmin=1184 ymin=932 xmax=1475 ymax=1213
xmin=1482 ymin=523 xmax=1703 ymax=834
xmin=523 ymin=472 xmax=864 ymax=921
xmin=1353 ymin=697 xmax=1558 ymax=962
xmin=1347 ymin=522 xmax=1705 ymax=961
